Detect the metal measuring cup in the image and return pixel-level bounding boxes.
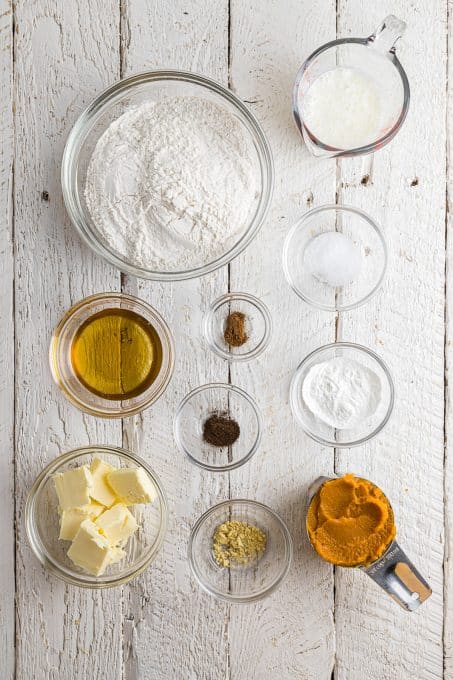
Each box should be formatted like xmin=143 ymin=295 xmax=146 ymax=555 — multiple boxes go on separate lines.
xmin=293 ymin=15 xmax=410 ymax=159
xmin=307 ymin=476 xmax=432 ymax=612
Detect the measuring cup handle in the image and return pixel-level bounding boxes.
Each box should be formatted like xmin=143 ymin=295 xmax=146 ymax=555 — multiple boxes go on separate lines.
xmin=362 ymin=540 xmax=432 ymax=611
xmin=367 ymin=15 xmax=407 ymax=54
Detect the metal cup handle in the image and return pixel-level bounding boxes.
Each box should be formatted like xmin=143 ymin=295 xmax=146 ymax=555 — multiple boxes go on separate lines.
xmin=362 ymin=540 xmax=432 ymax=611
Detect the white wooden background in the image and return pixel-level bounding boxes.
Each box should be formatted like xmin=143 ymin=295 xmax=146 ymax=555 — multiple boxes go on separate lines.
xmin=1 ymin=0 xmax=451 ymax=678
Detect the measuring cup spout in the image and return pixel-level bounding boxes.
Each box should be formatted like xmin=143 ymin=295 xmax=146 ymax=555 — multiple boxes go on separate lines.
xmin=367 ymin=15 xmax=407 ymax=55
xmin=363 ymin=540 xmax=432 ymax=611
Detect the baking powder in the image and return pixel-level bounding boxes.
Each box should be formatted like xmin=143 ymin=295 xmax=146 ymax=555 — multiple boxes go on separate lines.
xmin=302 ymin=356 xmax=381 ymax=429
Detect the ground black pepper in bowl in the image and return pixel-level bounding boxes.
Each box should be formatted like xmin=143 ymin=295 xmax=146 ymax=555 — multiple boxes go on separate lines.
xmin=174 ymin=383 xmax=261 ymax=470
xmin=203 ymin=414 xmax=240 ymax=447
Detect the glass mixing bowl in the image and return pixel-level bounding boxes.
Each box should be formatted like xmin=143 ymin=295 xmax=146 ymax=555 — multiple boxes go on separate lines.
xmin=188 ymin=499 xmax=293 ymax=603
xmin=49 ymin=292 xmax=175 ymax=418
xmin=25 ymin=446 xmax=168 ymax=588
xmin=283 ymin=205 xmax=387 ymax=312
xmin=62 ymin=70 xmax=274 ymax=280
xmin=290 ymin=342 xmax=394 ymax=447
xmin=174 ymin=383 xmax=262 ymax=472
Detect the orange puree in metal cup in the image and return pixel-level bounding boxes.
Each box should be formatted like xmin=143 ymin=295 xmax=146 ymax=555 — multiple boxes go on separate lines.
xmin=307 ymin=474 xmax=396 ymax=567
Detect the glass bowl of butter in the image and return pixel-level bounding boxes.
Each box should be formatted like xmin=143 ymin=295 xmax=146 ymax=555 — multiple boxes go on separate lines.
xmin=25 ymin=446 xmax=168 ymax=587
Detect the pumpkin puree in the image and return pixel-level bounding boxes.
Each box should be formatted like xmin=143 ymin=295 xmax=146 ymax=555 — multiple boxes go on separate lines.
xmin=307 ymin=473 xmax=396 ymax=567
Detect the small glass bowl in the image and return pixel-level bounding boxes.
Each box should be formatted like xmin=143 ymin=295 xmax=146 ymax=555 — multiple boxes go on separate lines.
xmin=62 ymin=70 xmax=274 ymax=281
xmin=290 ymin=342 xmax=394 ymax=447
xmin=25 ymin=446 xmax=168 ymax=588
xmin=204 ymin=292 xmax=272 ymax=361
xmin=174 ymin=383 xmax=262 ymax=471
xmin=188 ymin=499 xmax=293 ymax=603
xmin=282 ymin=205 xmax=387 ymax=312
xmin=49 ymin=292 xmax=175 ymax=418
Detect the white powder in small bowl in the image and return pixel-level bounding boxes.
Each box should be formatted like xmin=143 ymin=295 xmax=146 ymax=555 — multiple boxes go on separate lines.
xmin=302 ymin=356 xmax=381 ymax=429
xmin=304 ymin=232 xmax=362 ymax=288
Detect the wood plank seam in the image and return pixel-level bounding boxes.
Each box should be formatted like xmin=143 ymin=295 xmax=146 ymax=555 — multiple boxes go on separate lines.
xmin=9 ymin=2 xmax=17 ymax=678
xmin=444 ymin=3 xmax=452 ymax=678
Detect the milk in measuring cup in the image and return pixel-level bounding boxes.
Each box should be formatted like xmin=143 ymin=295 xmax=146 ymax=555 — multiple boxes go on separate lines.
xmin=301 ymin=67 xmax=381 ymax=150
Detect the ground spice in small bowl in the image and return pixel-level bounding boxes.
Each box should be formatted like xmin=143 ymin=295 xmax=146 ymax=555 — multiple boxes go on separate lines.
xmin=212 ymin=520 xmax=267 ymax=568
xmin=203 ymin=414 xmax=240 ymax=447
xmin=224 ymin=311 xmax=248 ymax=347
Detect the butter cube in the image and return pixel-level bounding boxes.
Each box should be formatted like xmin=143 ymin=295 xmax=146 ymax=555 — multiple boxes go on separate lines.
xmin=67 ymin=519 xmax=116 ymax=576
xmin=108 ymin=546 xmax=126 ymax=565
xmin=53 ymin=466 xmax=93 ymax=510
xmin=107 ymin=467 xmax=156 ymax=505
xmin=59 ymin=502 xmax=104 ymax=541
xmin=89 ymin=458 xmax=117 ymax=507
xmin=95 ymin=503 xmax=138 ymax=545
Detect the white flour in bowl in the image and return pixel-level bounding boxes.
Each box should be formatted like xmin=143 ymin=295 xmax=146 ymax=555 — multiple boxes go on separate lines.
xmin=84 ymin=96 xmax=259 ymax=272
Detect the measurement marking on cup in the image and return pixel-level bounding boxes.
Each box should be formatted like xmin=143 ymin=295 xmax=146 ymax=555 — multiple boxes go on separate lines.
xmin=367 ymin=546 xmax=399 ymax=574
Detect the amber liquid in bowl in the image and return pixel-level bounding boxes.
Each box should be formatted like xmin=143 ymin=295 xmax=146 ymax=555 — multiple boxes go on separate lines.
xmin=71 ymin=308 xmax=163 ymax=400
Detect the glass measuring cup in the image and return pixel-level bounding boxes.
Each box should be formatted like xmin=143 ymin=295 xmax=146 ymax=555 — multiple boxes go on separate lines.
xmin=306 ymin=476 xmax=431 ymax=611
xmin=293 ymin=16 xmax=410 ymax=158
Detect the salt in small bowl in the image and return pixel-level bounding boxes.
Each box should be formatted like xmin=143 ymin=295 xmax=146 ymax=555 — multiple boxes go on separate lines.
xmin=283 ymin=204 xmax=387 ymax=312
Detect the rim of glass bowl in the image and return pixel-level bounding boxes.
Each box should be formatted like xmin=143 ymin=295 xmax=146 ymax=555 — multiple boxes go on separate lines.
xmin=61 ymin=69 xmax=274 ymax=281
xmin=173 ymin=383 xmax=263 ymax=472
xmin=290 ymin=342 xmax=395 ymax=447
xmin=25 ymin=446 xmax=168 ymax=588
xmin=282 ymin=204 xmax=388 ymax=312
xmin=188 ymin=499 xmax=293 ymax=603
xmin=203 ymin=292 xmax=272 ymax=362
xmin=292 ymin=38 xmax=410 ymax=158
xmin=49 ymin=292 xmax=175 ymax=418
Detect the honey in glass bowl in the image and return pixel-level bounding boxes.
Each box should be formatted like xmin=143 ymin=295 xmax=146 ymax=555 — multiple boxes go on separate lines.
xmin=50 ymin=292 xmax=174 ymax=418
xmin=71 ymin=307 xmax=163 ymax=400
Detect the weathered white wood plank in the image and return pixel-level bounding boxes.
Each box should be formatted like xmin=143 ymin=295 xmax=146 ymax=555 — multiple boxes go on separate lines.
xmin=444 ymin=1 xmax=453 ymax=675
xmin=228 ymin=2 xmax=337 ymax=678
xmin=335 ymin=4 xmax=446 ymax=679
xmin=120 ymin=2 xmax=231 ymax=678
xmin=0 ymin=1 xmax=15 ymax=678
xmin=14 ymin=2 xmax=123 ymax=678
